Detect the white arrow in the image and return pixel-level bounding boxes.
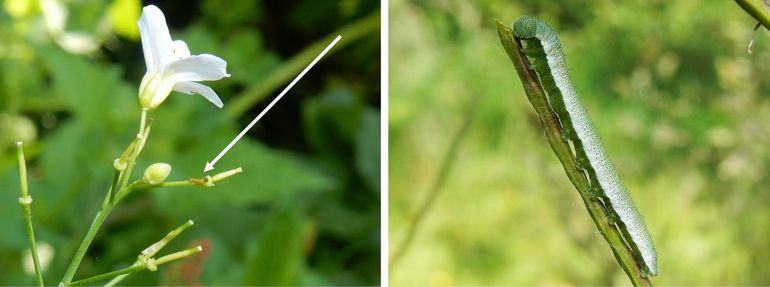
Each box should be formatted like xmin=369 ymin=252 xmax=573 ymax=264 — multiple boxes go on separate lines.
xmin=204 ymin=35 xmax=343 ymax=172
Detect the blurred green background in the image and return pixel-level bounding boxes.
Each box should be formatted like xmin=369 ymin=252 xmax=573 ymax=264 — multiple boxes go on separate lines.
xmin=0 ymin=0 xmax=379 ymax=285
xmin=389 ymin=0 xmax=770 ymax=285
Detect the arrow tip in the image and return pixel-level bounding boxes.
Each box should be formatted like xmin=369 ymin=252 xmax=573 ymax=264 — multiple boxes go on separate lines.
xmin=204 ymin=161 xmax=215 ymax=172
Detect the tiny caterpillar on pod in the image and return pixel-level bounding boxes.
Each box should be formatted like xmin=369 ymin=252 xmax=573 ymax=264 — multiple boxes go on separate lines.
xmin=511 ymin=15 xmax=658 ymax=276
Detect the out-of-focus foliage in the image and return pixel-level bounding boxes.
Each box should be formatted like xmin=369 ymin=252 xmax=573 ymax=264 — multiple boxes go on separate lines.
xmin=1 ymin=0 xmax=379 ymax=285
xmin=390 ymin=0 xmax=770 ymax=285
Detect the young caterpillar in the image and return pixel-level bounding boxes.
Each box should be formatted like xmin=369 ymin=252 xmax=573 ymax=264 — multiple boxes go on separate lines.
xmin=512 ymin=15 xmax=658 ymax=276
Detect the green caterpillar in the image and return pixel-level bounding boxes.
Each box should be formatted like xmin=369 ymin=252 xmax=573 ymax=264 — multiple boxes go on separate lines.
xmin=512 ymin=15 xmax=658 ymax=276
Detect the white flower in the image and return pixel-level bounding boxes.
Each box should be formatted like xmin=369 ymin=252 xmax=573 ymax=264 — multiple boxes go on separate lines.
xmin=137 ymin=5 xmax=229 ymax=110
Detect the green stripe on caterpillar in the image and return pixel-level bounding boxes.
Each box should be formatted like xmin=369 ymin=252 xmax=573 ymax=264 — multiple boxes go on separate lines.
xmin=511 ymin=15 xmax=658 ymax=277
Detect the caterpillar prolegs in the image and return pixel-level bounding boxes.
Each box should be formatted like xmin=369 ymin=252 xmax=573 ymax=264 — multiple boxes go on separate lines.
xmin=511 ymin=15 xmax=658 ymax=276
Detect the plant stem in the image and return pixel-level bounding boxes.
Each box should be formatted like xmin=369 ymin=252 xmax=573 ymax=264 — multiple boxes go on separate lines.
xmin=224 ymin=10 xmax=380 ymax=119
xmin=103 ymin=262 xmax=140 ymax=287
xmin=69 ymin=265 xmax=145 ymax=286
xmin=16 ymin=142 xmax=44 ymax=287
xmin=140 ymin=220 xmax=195 ymax=258
xmin=736 ymin=0 xmax=770 ymax=30
xmin=154 ymin=246 xmax=203 ymax=265
xmin=61 ymin=112 xmax=152 ymax=285
xmin=61 ymin=181 xmax=144 ymax=285
xmin=118 ymin=119 xmax=152 ymax=191
xmin=138 ymin=108 xmax=148 ymax=137
xmin=495 ymin=20 xmax=651 ymax=286
xmin=389 ymin=93 xmax=479 ymax=270
xmin=159 ymin=167 xmax=244 ymax=188
xmin=60 ymin=203 xmax=116 ymax=284
xmin=70 ymin=246 xmax=201 ymax=286
xmin=105 ymin=220 xmax=195 ymax=286
xmin=159 ymin=180 xmax=193 ymax=187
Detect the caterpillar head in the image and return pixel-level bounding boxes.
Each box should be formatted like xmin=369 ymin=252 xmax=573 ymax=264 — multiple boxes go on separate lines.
xmin=512 ymin=15 xmax=539 ymax=39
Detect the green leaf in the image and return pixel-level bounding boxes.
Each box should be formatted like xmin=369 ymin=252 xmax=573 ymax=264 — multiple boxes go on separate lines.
xmin=33 ymin=122 xmax=118 ymax=228
xmin=38 ymin=47 xmax=136 ymax=128
xmin=302 ymin=89 xmax=363 ymax=157
xmin=243 ymin=203 xmax=307 ymax=285
xmin=221 ymin=30 xmax=282 ymax=84
xmin=355 ymin=108 xmax=380 ymax=192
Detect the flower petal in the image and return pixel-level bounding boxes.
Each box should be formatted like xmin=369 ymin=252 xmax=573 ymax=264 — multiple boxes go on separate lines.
xmin=173 ymin=82 xmax=224 ymax=108
xmin=164 ymin=54 xmax=230 ymax=82
xmin=171 ymin=40 xmax=190 ymax=60
xmin=138 ymin=5 xmax=173 ymax=74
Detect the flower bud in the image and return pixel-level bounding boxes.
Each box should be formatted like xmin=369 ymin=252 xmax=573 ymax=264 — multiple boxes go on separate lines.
xmin=143 ymin=163 xmax=171 ymax=184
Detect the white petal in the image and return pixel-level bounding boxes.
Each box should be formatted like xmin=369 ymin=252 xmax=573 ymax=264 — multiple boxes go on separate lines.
xmin=138 ymin=5 xmax=173 ymax=74
xmin=173 ymin=82 xmax=224 ymax=108
xmin=164 ymin=54 xmax=230 ymax=82
xmin=171 ymin=40 xmax=190 ymax=60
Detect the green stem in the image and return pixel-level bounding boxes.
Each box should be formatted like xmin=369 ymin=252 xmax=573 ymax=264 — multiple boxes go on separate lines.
xmin=140 ymin=220 xmax=195 ymax=258
xmin=103 ymin=262 xmax=140 ymax=287
xmin=103 ymin=170 xmax=121 ymax=209
xmin=138 ymin=108 xmax=148 ymax=137
xmin=105 ymin=220 xmax=196 ymax=286
xmin=159 ymin=167 xmax=243 ymax=188
xmin=159 ymin=180 xmax=193 ymax=187
xmin=495 ymin=20 xmax=651 ymax=286
xmin=60 ymin=204 xmax=116 ymax=284
xmin=61 ymin=112 xmax=152 ymax=285
xmin=16 ymin=142 xmax=44 ymax=287
xmin=118 ymin=119 xmax=152 ymax=192
xmin=154 ymin=246 xmax=203 ymax=265
xmin=224 ymin=10 xmax=380 ymax=119
xmin=70 ymin=246 xmax=201 ymax=286
xmin=69 ymin=265 xmax=145 ymax=286
xmin=389 ymin=93 xmax=478 ymax=271
xmin=736 ymin=0 xmax=770 ymax=30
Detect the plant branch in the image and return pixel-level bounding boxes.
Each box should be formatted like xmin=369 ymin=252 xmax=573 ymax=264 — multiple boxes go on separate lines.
xmin=68 ymin=265 xmax=145 ymax=286
xmin=16 ymin=142 xmax=44 ymax=287
xmin=117 ymin=118 xmax=152 ymax=192
xmin=495 ymin=20 xmax=651 ymax=286
xmin=389 ymin=93 xmax=479 ymax=271
xmin=105 ymin=220 xmax=195 ymax=286
xmin=736 ymin=0 xmax=770 ymax=30
xmin=61 ymin=112 xmax=153 ymax=285
xmin=159 ymin=167 xmax=244 ymax=187
xmin=72 ymin=246 xmax=201 ymax=286
xmin=224 ymin=11 xmax=380 ymax=119
xmin=60 ymin=198 xmax=117 ymax=284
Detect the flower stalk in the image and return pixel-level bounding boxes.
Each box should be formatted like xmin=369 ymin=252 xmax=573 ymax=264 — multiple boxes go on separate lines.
xmin=16 ymin=142 xmax=44 ymax=287
xmin=62 ymin=115 xmax=153 ymax=285
xmin=160 ymin=167 xmax=243 ymax=187
xmin=105 ymin=220 xmax=196 ymax=286
xmin=141 ymin=220 xmax=194 ymax=258
xmin=58 ymin=4 xmax=234 ymax=285
xmin=70 ymin=246 xmax=203 ymax=287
